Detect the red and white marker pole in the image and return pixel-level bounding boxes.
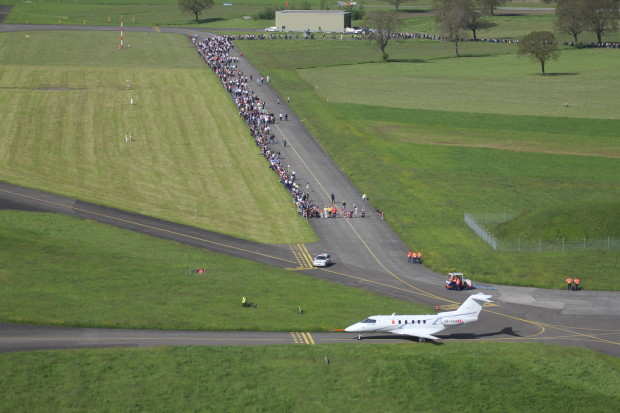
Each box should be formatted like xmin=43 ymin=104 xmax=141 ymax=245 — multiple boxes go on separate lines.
xmin=119 ymin=16 xmax=124 ymax=49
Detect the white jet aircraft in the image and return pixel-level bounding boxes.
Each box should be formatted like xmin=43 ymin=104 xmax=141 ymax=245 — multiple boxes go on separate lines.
xmin=344 ymin=292 xmax=493 ymax=342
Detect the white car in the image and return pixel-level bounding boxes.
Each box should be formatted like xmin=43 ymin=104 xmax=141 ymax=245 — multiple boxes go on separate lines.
xmin=313 ymin=253 xmax=331 ymax=267
xmin=265 ymin=27 xmax=279 ymax=32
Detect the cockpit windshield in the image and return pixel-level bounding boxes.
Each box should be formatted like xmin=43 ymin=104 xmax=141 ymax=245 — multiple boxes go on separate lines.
xmin=361 ymin=318 xmax=377 ymax=324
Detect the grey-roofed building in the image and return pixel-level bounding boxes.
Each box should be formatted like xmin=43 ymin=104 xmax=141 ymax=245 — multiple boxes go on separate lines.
xmin=275 ymin=10 xmax=351 ymax=32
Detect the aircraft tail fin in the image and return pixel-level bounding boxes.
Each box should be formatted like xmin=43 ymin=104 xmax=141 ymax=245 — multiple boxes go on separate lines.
xmin=441 ymin=293 xmax=492 ymax=319
xmin=457 ymin=293 xmax=492 ymax=317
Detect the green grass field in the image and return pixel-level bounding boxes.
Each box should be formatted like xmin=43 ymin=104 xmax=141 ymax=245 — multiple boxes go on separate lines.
xmin=1 ymin=343 xmax=619 ymax=412
xmin=1 ymin=8 xmax=619 ymax=412
xmin=0 ymin=31 xmax=316 ymax=244
xmin=299 ymin=48 xmax=620 ymax=119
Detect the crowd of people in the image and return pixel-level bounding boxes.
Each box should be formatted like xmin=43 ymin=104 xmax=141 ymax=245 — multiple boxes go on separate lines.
xmin=228 ymin=31 xmax=620 ymax=49
xmin=565 ymin=41 xmax=620 ymax=49
xmin=192 ymin=34 xmax=368 ymax=220
xmin=407 ymin=250 xmax=423 ymax=264
xmin=231 ymin=31 xmax=520 ymax=44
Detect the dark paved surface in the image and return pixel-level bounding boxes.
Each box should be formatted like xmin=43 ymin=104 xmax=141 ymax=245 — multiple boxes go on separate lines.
xmin=1 ymin=24 xmax=619 ymax=357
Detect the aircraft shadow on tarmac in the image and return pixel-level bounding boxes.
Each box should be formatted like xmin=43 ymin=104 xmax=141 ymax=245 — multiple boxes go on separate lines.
xmin=353 ymin=327 xmax=520 ymax=344
xmin=438 ymin=327 xmax=522 ymax=340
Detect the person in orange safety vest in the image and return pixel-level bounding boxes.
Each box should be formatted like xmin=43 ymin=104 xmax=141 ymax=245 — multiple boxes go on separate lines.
xmin=566 ymin=277 xmax=573 ymax=291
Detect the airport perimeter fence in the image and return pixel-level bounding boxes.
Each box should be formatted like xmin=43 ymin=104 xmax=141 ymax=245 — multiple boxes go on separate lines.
xmin=464 ymin=212 xmax=620 ymax=253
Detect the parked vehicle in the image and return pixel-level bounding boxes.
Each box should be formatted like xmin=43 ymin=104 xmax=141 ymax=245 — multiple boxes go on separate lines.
xmin=444 ymin=272 xmax=474 ymax=290
xmin=313 ymin=253 xmax=331 ymax=267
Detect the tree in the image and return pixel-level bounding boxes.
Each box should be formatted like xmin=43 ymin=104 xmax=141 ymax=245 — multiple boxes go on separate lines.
xmin=477 ymin=0 xmax=505 ymax=16
xmin=435 ymin=0 xmax=472 ymax=57
xmin=517 ymin=31 xmax=560 ymax=75
xmin=178 ymin=0 xmax=214 ymax=23
xmin=583 ymin=0 xmax=619 ymax=44
xmin=367 ymin=11 xmax=402 ymax=62
xmin=464 ymin=7 xmax=492 ymax=40
xmin=555 ymin=0 xmax=588 ymax=43
xmin=383 ymin=0 xmax=411 ymax=11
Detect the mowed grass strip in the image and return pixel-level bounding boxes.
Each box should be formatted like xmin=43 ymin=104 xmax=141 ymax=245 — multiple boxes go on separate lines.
xmin=0 ymin=32 xmax=315 ymax=244
xmin=342 ymin=105 xmax=620 ymax=159
xmin=1 ymin=343 xmax=619 ymax=412
xmin=0 ymin=211 xmax=427 ymax=330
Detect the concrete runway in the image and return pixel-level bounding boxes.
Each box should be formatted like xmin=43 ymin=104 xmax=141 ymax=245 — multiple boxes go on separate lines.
xmin=1 ymin=24 xmax=619 ymax=357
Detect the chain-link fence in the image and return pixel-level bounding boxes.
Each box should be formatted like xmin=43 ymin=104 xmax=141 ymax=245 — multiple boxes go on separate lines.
xmin=464 ymin=212 xmax=620 ymax=252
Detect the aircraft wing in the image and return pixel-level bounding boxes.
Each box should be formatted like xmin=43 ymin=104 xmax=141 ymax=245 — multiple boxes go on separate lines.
xmin=390 ymin=326 xmax=445 ymax=341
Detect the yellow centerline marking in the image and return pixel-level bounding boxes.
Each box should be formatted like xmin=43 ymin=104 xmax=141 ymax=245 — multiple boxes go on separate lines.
xmin=274 ymin=125 xmax=594 ymax=343
xmin=483 ymin=310 xmax=620 ymax=346
xmin=275 ymin=124 xmax=455 ymax=305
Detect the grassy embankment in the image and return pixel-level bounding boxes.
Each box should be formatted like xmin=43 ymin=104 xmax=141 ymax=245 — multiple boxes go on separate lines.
xmin=0 ymin=31 xmax=315 ymax=244
xmin=1 ymin=342 xmax=619 ymax=412
xmin=236 ymin=38 xmax=620 ymax=290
